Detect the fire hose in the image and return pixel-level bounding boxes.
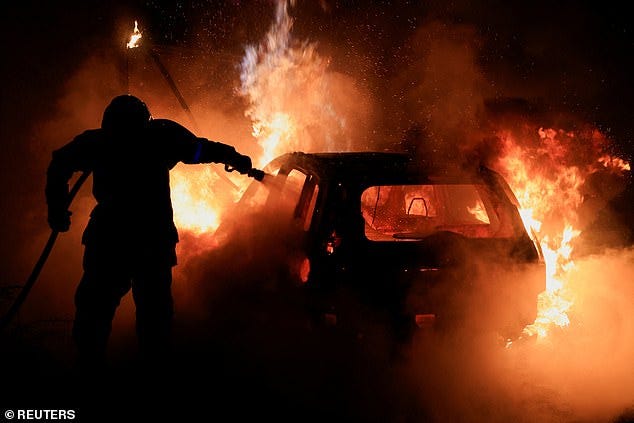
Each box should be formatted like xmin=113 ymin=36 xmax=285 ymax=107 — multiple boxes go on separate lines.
xmin=0 ymin=165 xmax=265 ymax=331
xmin=0 ymin=171 xmax=91 ymax=331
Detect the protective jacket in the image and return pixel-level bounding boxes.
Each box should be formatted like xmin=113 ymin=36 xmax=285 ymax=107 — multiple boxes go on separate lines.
xmin=46 ymin=119 xmax=246 ymax=264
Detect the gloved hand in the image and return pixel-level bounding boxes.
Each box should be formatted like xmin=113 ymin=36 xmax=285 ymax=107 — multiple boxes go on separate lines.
xmin=48 ymin=209 xmax=72 ymax=232
xmin=230 ymin=154 xmax=253 ymax=175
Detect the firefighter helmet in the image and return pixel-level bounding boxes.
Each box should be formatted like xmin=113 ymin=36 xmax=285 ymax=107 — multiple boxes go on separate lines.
xmin=101 ymin=95 xmax=152 ymax=130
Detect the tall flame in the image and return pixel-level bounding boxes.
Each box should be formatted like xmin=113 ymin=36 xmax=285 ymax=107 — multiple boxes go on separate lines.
xmin=126 ymin=20 xmax=142 ymax=49
xmin=239 ymin=0 xmax=346 ymax=167
xmin=169 ymin=0 xmax=350 ymax=237
xmin=497 ymin=127 xmax=630 ymax=338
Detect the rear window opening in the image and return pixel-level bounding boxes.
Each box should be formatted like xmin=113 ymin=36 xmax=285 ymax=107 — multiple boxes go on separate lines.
xmin=361 ymin=184 xmax=515 ymax=241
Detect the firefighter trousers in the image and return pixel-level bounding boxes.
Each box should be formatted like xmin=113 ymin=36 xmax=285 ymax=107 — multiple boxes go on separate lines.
xmin=72 ymin=242 xmax=174 ymax=368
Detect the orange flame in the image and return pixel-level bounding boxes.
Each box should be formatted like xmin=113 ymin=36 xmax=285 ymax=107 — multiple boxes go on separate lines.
xmin=170 ymin=0 xmax=346 ymax=237
xmin=598 ymin=155 xmax=631 ymax=172
xmin=169 ymin=0 xmax=356 ymax=237
xmin=126 ymin=20 xmax=142 ymax=49
xmin=497 ymin=127 xmax=630 ymax=339
xmin=467 ymin=201 xmax=490 ymax=223
xmin=239 ymin=0 xmax=346 ymax=168
xmin=171 ymin=166 xmax=221 ymax=234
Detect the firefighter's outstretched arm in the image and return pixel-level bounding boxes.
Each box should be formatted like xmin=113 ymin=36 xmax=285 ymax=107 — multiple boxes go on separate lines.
xmin=185 ymin=138 xmax=253 ymax=174
xmin=153 ymin=119 xmax=253 ymax=174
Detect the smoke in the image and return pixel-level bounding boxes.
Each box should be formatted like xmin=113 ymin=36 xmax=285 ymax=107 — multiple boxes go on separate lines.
xmin=391 ymin=21 xmax=493 ymax=156
xmin=398 ymin=248 xmax=634 ymax=423
xmin=122 ymin=208 xmax=634 ymax=422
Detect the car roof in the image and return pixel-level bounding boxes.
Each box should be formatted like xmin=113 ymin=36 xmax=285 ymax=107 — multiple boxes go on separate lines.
xmin=268 ymin=151 xmax=494 ymax=184
xmin=280 ymin=151 xmax=411 ymax=174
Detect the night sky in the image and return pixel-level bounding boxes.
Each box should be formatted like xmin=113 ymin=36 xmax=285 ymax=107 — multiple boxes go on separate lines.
xmin=1 ymin=1 xmax=633 ymax=420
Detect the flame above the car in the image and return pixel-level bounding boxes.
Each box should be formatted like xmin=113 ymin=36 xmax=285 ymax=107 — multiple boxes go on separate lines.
xmin=172 ymin=0 xmax=347 ymax=236
xmin=496 ymin=127 xmax=630 ymax=338
xmin=239 ymin=0 xmax=346 ymax=168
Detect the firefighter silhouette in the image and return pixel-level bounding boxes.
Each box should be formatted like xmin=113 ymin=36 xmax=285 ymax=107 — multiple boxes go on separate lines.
xmin=46 ymin=95 xmax=253 ymax=367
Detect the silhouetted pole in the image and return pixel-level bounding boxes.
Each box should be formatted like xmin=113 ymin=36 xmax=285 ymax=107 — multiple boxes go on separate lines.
xmin=125 ymin=51 xmax=130 ymax=93
xmin=149 ymin=49 xmax=201 ymax=133
xmin=148 ymin=48 xmax=239 ymax=190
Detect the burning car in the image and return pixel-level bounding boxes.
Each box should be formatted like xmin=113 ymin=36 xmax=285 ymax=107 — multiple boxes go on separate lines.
xmin=219 ymin=151 xmax=545 ymax=343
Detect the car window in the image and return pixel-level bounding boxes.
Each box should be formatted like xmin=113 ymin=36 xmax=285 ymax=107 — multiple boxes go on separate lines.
xmin=239 ymin=165 xmax=305 ymax=211
xmin=302 ymin=183 xmax=319 ymax=231
xmin=361 ymin=184 xmax=516 ymax=241
xmin=272 ymin=169 xmax=306 ymax=217
xmin=283 ymin=169 xmax=307 ymax=201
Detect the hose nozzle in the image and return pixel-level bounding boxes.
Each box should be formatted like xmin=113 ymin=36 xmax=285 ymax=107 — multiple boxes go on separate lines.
xmin=223 ymin=164 xmax=266 ymax=181
xmin=248 ymin=168 xmax=265 ymax=181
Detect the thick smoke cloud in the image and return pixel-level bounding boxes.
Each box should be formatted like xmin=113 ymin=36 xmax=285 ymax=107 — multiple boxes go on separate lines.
xmin=396 ymin=248 xmax=634 ymax=423
xmin=387 ymin=22 xmax=493 ymax=154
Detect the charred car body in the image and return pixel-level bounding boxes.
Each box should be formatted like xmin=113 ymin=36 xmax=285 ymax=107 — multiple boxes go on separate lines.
xmin=224 ymin=152 xmax=545 ymax=342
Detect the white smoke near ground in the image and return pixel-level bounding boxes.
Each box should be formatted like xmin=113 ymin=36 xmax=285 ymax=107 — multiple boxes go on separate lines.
xmin=395 ymin=247 xmax=634 ymax=423
xmin=525 ymin=249 xmax=634 ymax=421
